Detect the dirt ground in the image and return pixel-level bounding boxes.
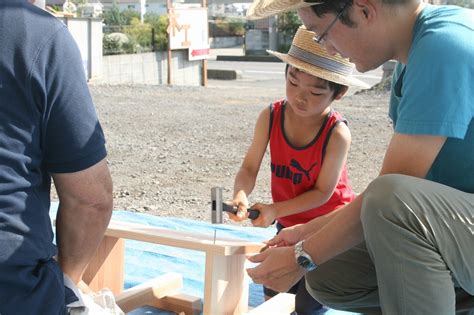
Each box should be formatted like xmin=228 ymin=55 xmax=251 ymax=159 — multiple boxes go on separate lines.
xmin=56 ymin=83 xmax=393 ymax=225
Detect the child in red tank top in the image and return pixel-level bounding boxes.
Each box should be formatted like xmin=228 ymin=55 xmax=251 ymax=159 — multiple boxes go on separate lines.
xmin=227 ymin=27 xmax=369 ymax=314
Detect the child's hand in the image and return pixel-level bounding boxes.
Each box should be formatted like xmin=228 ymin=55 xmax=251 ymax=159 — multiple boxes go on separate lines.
xmin=266 ymin=224 xmax=304 ymax=247
xmin=249 ymin=203 xmax=277 ymax=227
xmin=228 ymin=191 xmax=250 ymax=222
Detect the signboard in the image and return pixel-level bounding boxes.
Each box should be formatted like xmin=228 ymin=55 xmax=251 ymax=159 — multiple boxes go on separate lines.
xmin=167 ymin=8 xmax=209 ymax=61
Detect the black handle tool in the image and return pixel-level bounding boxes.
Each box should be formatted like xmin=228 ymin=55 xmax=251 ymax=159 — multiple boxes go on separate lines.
xmin=221 ymin=203 xmax=260 ymax=220
xmin=211 ymin=186 xmax=260 ymax=223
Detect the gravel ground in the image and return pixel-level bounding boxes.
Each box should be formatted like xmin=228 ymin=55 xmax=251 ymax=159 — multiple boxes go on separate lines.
xmin=54 ymin=83 xmax=393 ymax=225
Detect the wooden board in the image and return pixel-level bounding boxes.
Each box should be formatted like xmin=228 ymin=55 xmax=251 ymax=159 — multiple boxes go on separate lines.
xmin=104 ymin=220 xmax=264 ymax=255
xmin=115 ymin=273 xmax=182 ymax=313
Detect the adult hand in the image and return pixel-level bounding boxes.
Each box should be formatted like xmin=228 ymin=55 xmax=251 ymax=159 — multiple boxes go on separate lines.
xmin=247 ymin=246 xmax=305 ymax=292
xmin=266 ymin=224 xmax=305 ymax=247
xmin=249 ymin=203 xmax=277 ymax=227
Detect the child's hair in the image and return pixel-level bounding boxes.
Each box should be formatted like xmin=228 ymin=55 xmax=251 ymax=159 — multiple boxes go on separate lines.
xmin=285 ymin=64 xmax=346 ymax=99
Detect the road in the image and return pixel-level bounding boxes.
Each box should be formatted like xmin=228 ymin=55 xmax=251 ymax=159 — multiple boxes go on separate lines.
xmin=207 ymin=59 xmax=383 ymax=94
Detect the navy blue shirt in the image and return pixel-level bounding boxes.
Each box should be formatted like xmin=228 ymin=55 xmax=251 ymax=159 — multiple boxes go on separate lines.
xmin=0 ymin=1 xmax=107 ymax=313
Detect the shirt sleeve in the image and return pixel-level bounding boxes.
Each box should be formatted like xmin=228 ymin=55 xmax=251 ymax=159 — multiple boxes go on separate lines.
xmin=393 ymin=28 xmax=473 ymax=139
xmin=31 ymin=25 xmax=107 ymax=173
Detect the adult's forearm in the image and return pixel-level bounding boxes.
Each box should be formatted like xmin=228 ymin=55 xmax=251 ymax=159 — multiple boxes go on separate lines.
xmin=297 ymin=206 xmax=344 ymax=240
xmin=303 ymin=194 xmax=365 ymax=265
xmin=56 ymin=200 xmax=112 ymax=284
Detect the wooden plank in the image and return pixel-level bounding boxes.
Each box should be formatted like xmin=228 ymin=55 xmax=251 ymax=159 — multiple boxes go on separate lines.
xmin=104 ymin=220 xmax=264 ymax=256
xmin=203 ymin=253 xmax=249 ymax=315
xmin=150 ymin=293 xmax=203 ymax=315
xmin=115 ymin=272 xmax=183 ymax=313
xmin=247 ymin=293 xmax=295 ymax=315
xmin=83 ymin=236 xmax=125 ymax=295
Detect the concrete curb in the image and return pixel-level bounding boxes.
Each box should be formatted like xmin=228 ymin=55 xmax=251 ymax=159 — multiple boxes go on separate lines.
xmin=207 ymin=69 xmax=243 ymax=80
xmin=216 ymin=55 xmax=281 ymax=62
xmin=208 ymin=54 xmax=282 ymax=80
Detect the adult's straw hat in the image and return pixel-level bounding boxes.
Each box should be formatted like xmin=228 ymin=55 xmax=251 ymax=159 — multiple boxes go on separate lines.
xmin=267 ymin=27 xmax=369 ymax=88
xmin=247 ymin=0 xmax=318 ymax=20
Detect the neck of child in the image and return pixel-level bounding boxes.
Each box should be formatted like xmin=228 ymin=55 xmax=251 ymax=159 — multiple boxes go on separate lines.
xmin=285 ymin=104 xmax=331 ymax=127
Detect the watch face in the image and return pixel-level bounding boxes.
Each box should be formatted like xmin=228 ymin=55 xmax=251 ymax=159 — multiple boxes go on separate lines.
xmin=297 ymin=256 xmax=311 ymax=268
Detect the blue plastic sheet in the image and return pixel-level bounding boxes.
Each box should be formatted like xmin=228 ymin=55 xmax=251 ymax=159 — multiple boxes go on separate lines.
xmin=112 ymin=210 xmax=277 ymax=307
xmin=50 ymin=203 xmax=358 ymax=314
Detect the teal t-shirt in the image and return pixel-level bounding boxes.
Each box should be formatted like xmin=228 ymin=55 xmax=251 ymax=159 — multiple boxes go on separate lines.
xmin=389 ymin=5 xmax=474 ymax=193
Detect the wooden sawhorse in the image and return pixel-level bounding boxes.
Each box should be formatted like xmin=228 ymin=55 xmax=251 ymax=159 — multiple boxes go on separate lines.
xmin=83 ymin=220 xmax=266 ymax=314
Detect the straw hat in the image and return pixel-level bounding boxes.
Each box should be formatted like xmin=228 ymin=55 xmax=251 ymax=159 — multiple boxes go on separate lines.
xmin=247 ymin=0 xmax=316 ymax=20
xmin=267 ymin=27 xmax=369 ymax=88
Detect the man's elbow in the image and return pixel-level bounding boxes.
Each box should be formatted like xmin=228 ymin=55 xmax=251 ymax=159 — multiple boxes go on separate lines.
xmin=95 ymin=193 xmax=113 ymax=216
xmin=78 ymin=181 xmax=113 ymax=219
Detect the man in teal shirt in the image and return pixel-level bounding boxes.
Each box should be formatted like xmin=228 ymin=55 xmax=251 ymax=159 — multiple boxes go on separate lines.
xmin=245 ymin=0 xmax=474 ymax=313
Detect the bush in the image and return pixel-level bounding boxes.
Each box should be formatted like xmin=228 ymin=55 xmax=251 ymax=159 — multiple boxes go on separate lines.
xmin=102 ymin=7 xmax=168 ymax=54
xmin=209 ymin=17 xmax=245 ymax=37
xmin=103 ymin=32 xmax=129 ymax=55
xmin=124 ymin=17 xmax=153 ymax=52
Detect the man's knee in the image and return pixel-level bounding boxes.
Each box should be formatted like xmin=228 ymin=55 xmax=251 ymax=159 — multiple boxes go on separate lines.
xmin=361 ymin=174 xmax=415 ymax=227
xmin=304 ymin=271 xmax=342 ymax=309
xmin=304 ymin=264 xmax=372 ymax=309
xmin=305 ymin=274 xmax=375 ymax=311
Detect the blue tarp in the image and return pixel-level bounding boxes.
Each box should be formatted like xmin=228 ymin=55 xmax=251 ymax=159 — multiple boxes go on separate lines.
xmin=112 ymin=209 xmax=277 ymax=307
xmin=50 ymin=203 xmax=357 ymax=314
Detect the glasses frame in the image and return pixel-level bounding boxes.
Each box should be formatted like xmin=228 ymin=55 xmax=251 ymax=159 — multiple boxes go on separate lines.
xmin=313 ymin=2 xmax=349 ymax=44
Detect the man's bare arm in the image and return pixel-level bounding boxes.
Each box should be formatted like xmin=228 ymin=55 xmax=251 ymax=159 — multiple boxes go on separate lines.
xmin=248 ymin=133 xmax=447 ymax=291
xmin=53 ymin=158 xmax=113 ymax=284
xmin=303 ymin=133 xmax=446 ymax=264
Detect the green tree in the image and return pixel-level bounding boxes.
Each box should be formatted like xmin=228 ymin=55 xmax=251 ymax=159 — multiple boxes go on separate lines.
xmin=227 ymin=18 xmax=246 ymax=36
xmin=102 ymin=8 xmax=169 ymax=54
xmin=124 ymin=17 xmax=153 ymax=53
xmin=102 ymin=6 xmax=140 ymax=26
xmin=145 ymin=13 xmax=169 ymax=51
xmin=277 ymin=11 xmax=301 ymax=52
xmin=120 ymin=9 xmax=141 ymax=25
xmin=102 ymin=5 xmax=124 ymax=26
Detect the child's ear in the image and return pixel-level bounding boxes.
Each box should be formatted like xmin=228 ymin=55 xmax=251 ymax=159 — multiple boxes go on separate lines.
xmin=334 ymin=86 xmax=349 ymax=100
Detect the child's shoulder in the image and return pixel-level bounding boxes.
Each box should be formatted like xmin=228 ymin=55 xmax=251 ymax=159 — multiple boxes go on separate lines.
xmin=328 ymin=109 xmax=347 ymax=124
xmin=269 ymin=99 xmax=286 ymax=114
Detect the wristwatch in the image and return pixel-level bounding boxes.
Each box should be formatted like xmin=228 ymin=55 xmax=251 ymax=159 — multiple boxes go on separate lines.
xmin=294 ymin=240 xmax=317 ymax=272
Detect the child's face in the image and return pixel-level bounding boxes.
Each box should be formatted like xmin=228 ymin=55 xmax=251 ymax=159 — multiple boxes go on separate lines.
xmin=286 ymin=66 xmax=338 ymax=118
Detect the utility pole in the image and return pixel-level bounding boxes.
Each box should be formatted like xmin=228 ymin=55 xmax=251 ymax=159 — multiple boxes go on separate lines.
xmin=269 ymin=15 xmax=278 ymax=52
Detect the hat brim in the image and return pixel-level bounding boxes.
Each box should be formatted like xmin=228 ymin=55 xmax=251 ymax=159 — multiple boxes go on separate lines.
xmin=246 ymin=0 xmax=314 ymax=20
xmin=267 ymin=50 xmax=370 ymax=89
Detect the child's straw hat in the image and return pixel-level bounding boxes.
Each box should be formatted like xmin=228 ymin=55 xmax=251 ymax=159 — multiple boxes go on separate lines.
xmin=267 ymin=27 xmax=369 ymax=88
xmin=247 ymin=0 xmax=317 ymax=20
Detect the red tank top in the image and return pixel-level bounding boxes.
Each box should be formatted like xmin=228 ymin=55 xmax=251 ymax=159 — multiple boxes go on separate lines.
xmin=269 ymin=100 xmax=355 ymax=227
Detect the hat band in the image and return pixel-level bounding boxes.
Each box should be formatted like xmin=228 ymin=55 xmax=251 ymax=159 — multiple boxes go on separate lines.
xmin=288 ymin=45 xmax=353 ymax=76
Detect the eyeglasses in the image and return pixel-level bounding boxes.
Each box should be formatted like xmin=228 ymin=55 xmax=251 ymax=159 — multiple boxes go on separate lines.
xmin=313 ymin=2 xmax=349 ymax=44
